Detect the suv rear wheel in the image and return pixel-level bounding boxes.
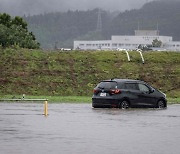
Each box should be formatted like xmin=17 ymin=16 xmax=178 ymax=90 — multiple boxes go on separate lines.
xmin=119 ymin=100 xmax=129 ymax=109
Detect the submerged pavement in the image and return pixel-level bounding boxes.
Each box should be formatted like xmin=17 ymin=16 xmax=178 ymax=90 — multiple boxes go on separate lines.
xmin=0 ymin=103 xmax=180 ymax=154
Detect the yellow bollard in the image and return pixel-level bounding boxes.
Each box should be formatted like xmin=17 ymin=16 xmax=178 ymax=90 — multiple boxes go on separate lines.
xmin=44 ymin=101 xmax=48 ymax=116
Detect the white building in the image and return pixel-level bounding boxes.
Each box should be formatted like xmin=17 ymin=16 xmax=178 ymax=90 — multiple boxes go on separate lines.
xmin=74 ymin=30 xmax=180 ymax=51
xmin=164 ymin=41 xmax=180 ymax=51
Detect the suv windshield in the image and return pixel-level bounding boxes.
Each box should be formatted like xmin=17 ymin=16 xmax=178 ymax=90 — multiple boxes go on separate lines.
xmin=97 ymin=81 xmax=117 ymax=89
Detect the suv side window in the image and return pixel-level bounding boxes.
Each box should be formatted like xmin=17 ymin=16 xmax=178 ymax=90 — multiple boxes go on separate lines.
xmin=138 ymin=84 xmax=150 ymax=92
xmin=125 ymin=83 xmax=138 ymax=90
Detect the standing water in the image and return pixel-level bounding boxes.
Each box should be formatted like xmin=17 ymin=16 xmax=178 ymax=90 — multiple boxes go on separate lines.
xmin=0 ymin=103 xmax=180 ymax=154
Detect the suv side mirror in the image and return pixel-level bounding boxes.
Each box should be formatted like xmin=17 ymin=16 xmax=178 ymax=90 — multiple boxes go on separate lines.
xmin=149 ymin=88 xmax=155 ymax=93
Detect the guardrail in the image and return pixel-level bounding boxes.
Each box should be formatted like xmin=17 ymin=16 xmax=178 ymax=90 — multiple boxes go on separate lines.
xmin=0 ymin=99 xmax=48 ymax=101
xmin=0 ymin=98 xmax=49 ymax=116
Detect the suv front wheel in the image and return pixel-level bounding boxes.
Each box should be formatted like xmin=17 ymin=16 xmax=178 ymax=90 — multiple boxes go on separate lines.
xmin=119 ymin=100 xmax=129 ymax=109
xmin=157 ymin=100 xmax=166 ymax=109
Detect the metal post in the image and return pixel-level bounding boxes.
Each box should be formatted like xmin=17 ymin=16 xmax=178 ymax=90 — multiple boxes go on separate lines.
xmin=125 ymin=50 xmax=131 ymax=62
xmin=138 ymin=50 xmax=145 ymax=64
xmin=44 ymin=101 xmax=48 ymax=116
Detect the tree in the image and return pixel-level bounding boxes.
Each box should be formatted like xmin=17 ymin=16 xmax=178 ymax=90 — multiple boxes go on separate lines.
xmin=0 ymin=24 xmax=9 ymax=47
xmin=152 ymin=39 xmax=162 ymax=47
xmin=0 ymin=13 xmax=11 ymax=27
xmin=0 ymin=13 xmax=40 ymax=49
xmin=12 ymin=16 xmax=28 ymax=30
xmin=137 ymin=44 xmax=143 ymax=50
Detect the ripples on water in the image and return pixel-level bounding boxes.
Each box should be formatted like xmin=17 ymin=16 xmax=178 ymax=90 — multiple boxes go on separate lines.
xmin=0 ymin=103 xmax=180 ymax=154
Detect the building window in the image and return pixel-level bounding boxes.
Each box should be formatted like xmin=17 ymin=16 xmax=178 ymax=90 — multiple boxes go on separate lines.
xmin=126 ymin=44 xmax=131 ymax=46
xmin=119 ymin=44 xmax=124 ymax=46
xmin=112 ymin=43 xmax=117 ymax=47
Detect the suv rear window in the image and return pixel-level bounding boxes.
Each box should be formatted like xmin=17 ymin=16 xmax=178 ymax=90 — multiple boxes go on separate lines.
xmin=97 ymin=81 xmax=117 ymax=89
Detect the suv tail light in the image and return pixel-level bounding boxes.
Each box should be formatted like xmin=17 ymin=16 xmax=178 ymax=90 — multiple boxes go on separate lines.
xmin=93 ymin=89 xmax=99 ymax=94
xmin=110 ymin=89 xmax=121 ymax=95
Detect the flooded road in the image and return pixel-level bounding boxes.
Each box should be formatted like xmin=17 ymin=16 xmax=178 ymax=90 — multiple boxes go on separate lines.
xmin=0 ymin=103 xmax=180 ymax=154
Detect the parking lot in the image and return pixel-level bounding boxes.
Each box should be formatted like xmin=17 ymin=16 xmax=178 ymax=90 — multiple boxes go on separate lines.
xmin=0 ymin=103 xmax=180 ymax=154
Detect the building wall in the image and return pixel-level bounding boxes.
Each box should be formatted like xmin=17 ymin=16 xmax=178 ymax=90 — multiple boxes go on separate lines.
xmin=111 ymin=35 xmax=172 ymax=49
xmin=74 ymin=33 xmax=180 ymax=51
xmin=164 ymin=41 xmax=180 ymax=51
xmin=74 ymin=40 xmax=112 ymax=50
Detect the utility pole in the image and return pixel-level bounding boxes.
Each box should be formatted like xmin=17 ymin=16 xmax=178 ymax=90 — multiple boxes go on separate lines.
xmin=156 ymin=22 xmax=159 ymax=36
xmin=96 ymin=9 xmax=102 ymax=32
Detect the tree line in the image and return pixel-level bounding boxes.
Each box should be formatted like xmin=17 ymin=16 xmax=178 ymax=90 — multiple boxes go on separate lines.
xmin=0 ymin=13 xmax=40 ymax=49
xmin=14 ymin=0 xmax=180 ymax=49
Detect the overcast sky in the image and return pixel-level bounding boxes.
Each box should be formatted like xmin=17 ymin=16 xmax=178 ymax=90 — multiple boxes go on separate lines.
xmin=0 ymin=0 xmax=156 ymax=16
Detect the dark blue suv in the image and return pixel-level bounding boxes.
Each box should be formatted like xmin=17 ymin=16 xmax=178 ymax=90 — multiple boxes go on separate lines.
xmin=92 ymin=79 xmax=167 ymax=109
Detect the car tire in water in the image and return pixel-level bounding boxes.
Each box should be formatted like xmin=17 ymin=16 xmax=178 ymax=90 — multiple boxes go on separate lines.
xmin=157 ymin=100 xmax=166 ymax=109
xmin=92 ymin=105 xmax=98 ymax=108
xmin=119 ymin=100 xmax=129 ymax=109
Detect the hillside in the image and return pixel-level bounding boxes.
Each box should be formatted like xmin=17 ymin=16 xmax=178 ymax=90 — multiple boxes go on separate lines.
xmin=24 ymin=0 xmax=180 ymax=49
xmin=108 ymin=0 xmax=180 ymax=39
xmin=24 ymin=9 xmax=112 ymax=49
xmin=0 ymin=48 xmax=179 ymax=98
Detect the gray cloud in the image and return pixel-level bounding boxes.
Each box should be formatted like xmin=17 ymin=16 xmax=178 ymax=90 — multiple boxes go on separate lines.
xmin=0 ymin=0 xmax=173 ymax=16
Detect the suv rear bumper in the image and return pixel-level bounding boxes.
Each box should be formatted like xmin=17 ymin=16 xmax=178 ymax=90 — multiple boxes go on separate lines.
xmin=92 ymin=98 xmax=120 ymax=108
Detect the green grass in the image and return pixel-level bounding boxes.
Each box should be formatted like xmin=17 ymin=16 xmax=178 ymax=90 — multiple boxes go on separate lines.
xmin=0 ymin=95 xmax=91 ymax=103
xmin=167 ymin=98 xmax=180 ymax=104
xmin=0 ymin=95 xmax=179 ymax=104
xmin=0 ymin=48 xmax=179 ymax=98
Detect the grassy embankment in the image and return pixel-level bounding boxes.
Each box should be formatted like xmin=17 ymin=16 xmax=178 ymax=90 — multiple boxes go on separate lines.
xmin=0 ymin=48 xmax=179 ymax=103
